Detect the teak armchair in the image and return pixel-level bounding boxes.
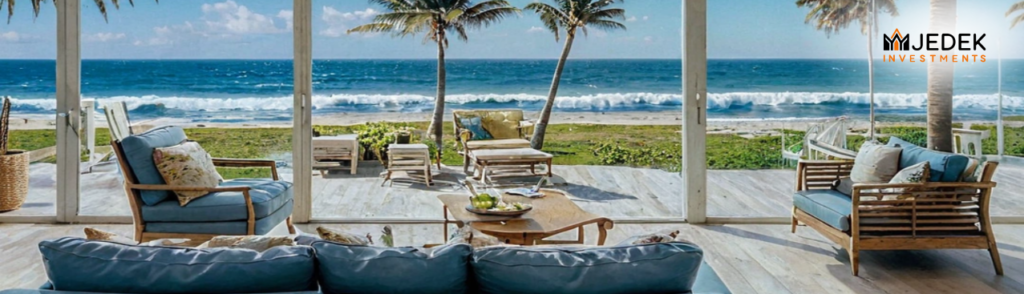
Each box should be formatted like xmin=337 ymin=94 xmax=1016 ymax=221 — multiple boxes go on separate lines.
xmin=112 ymin=126 xmax=295 ymax=245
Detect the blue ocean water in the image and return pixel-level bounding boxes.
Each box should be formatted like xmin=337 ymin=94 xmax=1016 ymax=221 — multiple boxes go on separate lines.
xmin=0 ymin=59 xmax=1021 ymax=122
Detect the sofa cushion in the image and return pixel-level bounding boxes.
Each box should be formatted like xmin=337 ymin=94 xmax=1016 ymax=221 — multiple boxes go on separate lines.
xmin=145 ymin=199 xmax=293 ymax=235
xmin=886 ymin=137 xmax=969 ymax=182
xmin=38 ymin=237 xmax=317 ymax=294
xmin=459 ymin=117 xmax=493 ymax=141
xmin=153 ymin=141 xmax=223 ymax=205
xmin=465 ymin=138 xmax=531 ymax=150
xmin=850 ymin=141 xmax=902 ymax=183
xmin=141 ymin=179 xmax=292 ymax=222
xmin=471 ymin=242 xmax=703 ymax=294
xmin=793 ymin=189 xmax=852 ymax=231
xmin=313 ymin=241 xmax=473 ymax=294
xmin=120 ymin=126 xmax=188 ymax=206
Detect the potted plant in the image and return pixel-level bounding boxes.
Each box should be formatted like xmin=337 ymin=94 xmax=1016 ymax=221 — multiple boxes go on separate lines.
xmin=394 ymin=127 xmax=413 ymax=144
xmin=0 ymin=97 xmax=30 ymax=212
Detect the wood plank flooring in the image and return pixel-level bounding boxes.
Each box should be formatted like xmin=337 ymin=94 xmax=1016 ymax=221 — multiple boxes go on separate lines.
xmin=3 ymin=223 xmax=1024 ymax=293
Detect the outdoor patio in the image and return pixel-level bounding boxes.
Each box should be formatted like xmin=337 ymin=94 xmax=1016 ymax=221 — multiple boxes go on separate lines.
xmin=5 ymin=161 xmax=1024 ymax=219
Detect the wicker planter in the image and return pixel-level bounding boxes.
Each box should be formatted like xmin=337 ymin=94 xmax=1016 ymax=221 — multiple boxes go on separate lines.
xmin=0 ymin=150 xmax=30 ymax=212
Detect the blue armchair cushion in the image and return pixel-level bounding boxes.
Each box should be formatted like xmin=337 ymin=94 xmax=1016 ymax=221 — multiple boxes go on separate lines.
xmin=313 ymin=241 xmax=473 ymax=294
xmin=145 ymin=199 xmax=293 ymax=235
xmin=140 ymin=179 xmax=292 ymax=222
xmin=459 ymin=117 xmax=493 ymax=140
xmin=793 ymin=189 xmax=852 ymax=231
xmin=886 ymin=137 xmax=969 ymax=182
xmin=38 ymin=237 xmax=317 ymax=294
xmin=471 ymin=242 xmax=704 ymax=294
xmin=119 ymin=126 xmax=188 ymax=206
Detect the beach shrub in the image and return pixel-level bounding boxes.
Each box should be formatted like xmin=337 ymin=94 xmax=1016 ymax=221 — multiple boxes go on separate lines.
xmin=878 ymin=126 xmax=927 ymax=146
xmin=592 ymin=142 xmax=681 ymax=172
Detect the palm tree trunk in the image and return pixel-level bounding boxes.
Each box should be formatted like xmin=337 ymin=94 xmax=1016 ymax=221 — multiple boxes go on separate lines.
xmin=927 ymin=0 xmax=955 ymax=151
xmin=530 ymin=31 xmax=576 ymax=150
xmin=428 ymin=35 xmax=447 ymax=154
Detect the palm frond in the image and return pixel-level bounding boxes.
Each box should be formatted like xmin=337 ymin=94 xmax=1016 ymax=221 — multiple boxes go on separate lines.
xmin=796 ymin=0 xmax=897 ymax=36
xmin=584 ymin=19 xmax=625 ymax=31
xmin=1012 ymin=12 xmax=1024 ymax=29
xmin=347 ymin=22 xmax=395 ymax=34
xmin=1009 ymin=1 xmax=1024 ymax=28
xmin=463 ymin=7 xmax=520 ymax=29
xmin=2 ymin=0 xmax=156 ymax=23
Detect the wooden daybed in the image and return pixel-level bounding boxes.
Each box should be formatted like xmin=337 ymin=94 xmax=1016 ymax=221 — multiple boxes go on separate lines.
xmin=791 ymin=138 xmax=1002 ymax=276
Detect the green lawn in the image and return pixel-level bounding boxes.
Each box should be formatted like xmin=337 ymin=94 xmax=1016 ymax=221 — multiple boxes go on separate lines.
xmin=8 ymin=122 xmax=1023 ymax=177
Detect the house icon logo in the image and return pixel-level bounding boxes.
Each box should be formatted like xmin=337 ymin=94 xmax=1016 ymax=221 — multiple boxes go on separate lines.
xmin=883 ymin=28 xmax=909 ymax=51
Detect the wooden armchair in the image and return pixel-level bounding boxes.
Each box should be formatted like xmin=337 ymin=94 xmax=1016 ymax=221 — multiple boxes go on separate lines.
xmin=111 ymin=126 xmax=295 ymax=245
xmin=792 ymin=159 xmax=1001 ymax=276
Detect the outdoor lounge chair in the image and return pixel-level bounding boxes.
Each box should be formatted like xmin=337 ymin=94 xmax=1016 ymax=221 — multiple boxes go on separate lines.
xmin=111 ymin=125 xmax=295 ymax=244
xmin=783 ymin=117 xmax=856 ymax=162
xmin=791 ymin=137 xmax=1002 ymax=276
xmin=453 ymin=109 xmax=535 ymax=173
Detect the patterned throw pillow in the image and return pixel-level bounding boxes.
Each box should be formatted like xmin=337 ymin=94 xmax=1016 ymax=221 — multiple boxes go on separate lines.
xmin=153 ymin=142 xmax=223 ymax=206
xmin=887 ymin=161 xmax=930 ymax=199
xmin=84 ymin=227 xmax=138 ymax=245
xmin=850 ymin=141 xmax=902 ymax=183
xmin=459 ymin=117 xmax=493 ymax=140
xmin=198 ymin=236 xmax=295 ymax=252
xmin=317 ymin=226 xmax=373 ymax=245
xmin=447 ymin=225 xmax=505 ymax=248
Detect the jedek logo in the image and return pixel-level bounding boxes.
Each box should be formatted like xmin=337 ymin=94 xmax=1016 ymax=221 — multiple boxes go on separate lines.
xmin=881 ymin=28 xmax=987 ymax=63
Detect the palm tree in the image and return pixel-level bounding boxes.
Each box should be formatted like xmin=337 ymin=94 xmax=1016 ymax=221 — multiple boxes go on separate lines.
xmin=1008 ymin=1 xmax=1024 ymax=28
xmin=2 ymin=0 xmax=148 ymax=23
xmin=525 ymin=0 xmax=625 ymax=150
xmin=797 ymin=0 xmax=897 ymax=140
xmin=926 ymin=0 xmax=954 ymax=151
xmin=348 ymin=0 xmax=519 ymax=151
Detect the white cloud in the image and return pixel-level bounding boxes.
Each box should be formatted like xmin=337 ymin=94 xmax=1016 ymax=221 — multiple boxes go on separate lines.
xmin=643 ymin=36 xmax=654 ymax=43
xmin=0 ymin=31 xmax=23 ymax=42
xmin=135 ymin=22 xmax=199 ymax=46
xmin=320 ymin=6 xmax=379 ymax=38
xmin=627 ymin=15 xmax=648 ymax=22
xmin=277 ymin=10 xmax=294 ymax=29
xmin=626 ymin=16 xmax=637 ymax=22
xmin=200 ymin=0 xmax=286 ymax=35
xmin=84 ymin=32 xmax=127 ymax=42
xmin=526 ymin=26 xmax=546 ymax=33
xmin=642 ymin=16 xmax=649 ymax=21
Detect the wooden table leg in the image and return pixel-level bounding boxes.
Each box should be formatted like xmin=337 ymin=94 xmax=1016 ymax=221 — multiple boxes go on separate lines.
xmin=546 ymin=158 xmax=553 ymax=177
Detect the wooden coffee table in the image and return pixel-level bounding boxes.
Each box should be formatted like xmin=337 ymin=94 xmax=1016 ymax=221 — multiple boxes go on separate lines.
xmin=438 ymin=189 xmax=614 ymax=246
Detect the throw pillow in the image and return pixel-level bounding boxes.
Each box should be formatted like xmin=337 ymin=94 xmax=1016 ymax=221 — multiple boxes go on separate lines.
xmin=961 ymin=158 xmax=983 ymax=182
xmin=850 ymin=141 xmax=902 ymax=183
xmin=198 ymin=236 xmax=296 ymax=252
xmin=153 ymin=142 xmax=223 ymax=206
xmin=617 ymin=229 xmax=682 ymax=246
xmin=317 ymin=226 xmax=373 ymax=246
xmin=832 ymin=176 xmax=856 ymax=196
xmin=459 ymin=117 xmax=493 ymax=140
xmin=447 ymin=225 xmax=505 ymax=248
xmin=83 ymin=228 xmax=138 ymax=245
xmin=886 ymin=161 xmax=930 ymax=199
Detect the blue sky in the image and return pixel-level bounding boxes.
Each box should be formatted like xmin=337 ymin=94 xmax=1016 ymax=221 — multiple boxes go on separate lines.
xmin=0 ymin=0 xmax=1022 ymax=59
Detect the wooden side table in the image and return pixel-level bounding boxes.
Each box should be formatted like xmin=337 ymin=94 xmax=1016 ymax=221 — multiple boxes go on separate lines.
xmin=384 ymin=143 xmax=432 ymax=186
xmin=313 ymin=134 xmax=359 ymax=175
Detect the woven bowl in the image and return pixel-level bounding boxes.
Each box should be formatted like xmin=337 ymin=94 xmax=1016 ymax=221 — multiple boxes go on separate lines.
xmin=0 ymin=150 xmax=30 ymax=212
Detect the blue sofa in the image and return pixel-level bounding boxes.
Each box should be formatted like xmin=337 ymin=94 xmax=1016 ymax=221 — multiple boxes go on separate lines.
xmin=2 ymin=237 xmax=730 ymax=294
xmin=792 ymin=137 xmax=1002 ymax=276
xmin=111 ymin=126 xmax=295 ymax=242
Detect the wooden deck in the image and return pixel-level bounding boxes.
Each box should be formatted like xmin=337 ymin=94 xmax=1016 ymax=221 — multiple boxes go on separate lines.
xmin=3 ymin=162 xmax=1023 ymax=219
xmin=3 ymin=222 xmax=1024 ymax=293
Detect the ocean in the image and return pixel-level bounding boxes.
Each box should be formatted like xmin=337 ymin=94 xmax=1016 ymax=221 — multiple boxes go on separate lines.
xmin=1 ymin=59 xmax=1021 ymax=122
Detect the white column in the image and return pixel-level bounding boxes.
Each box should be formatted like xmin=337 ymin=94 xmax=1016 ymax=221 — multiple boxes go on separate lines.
xmin=292 ymin=0 xmax=313 ymax=223
xmin=683 ymin=0 xmax=708 ymax=223
xmin=82 ymin=100 xmax=96 ymax=161
xmin=56 ymin=0 xmax=81 ymax=222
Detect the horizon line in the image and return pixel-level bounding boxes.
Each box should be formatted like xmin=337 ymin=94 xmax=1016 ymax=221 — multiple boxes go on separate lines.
xmin=2 ymin=57 xmax=1022 ymax=61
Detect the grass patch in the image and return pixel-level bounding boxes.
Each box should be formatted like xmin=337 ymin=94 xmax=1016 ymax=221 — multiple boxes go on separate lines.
xmin=9 ymin=122 xmax=1024 ymax=172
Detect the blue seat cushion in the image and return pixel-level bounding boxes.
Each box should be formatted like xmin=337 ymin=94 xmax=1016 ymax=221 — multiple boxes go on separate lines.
xmin=145 ymin=199 xmax=293 ymax=235
xmin=119 ymin=126 xmax=188 ymax=206
xmin=459 ymin=117 xmax=493 ymax=140
xmin=141 ymin=179 xmax=292 ymax=222
xmin=693 ymin=260 xmax=732 ymax=294
xmin=471 ymin=242 xmax=704 ymax=294
xmin=793 ymin=189 xmax=852 ymax=231
xmin=313 ymin=242 xmax=472 ymax=294
xmin=38 ymin=237 xmax=317 ymax=294
xmin=887 ymin=137 xmax=969 ymax=182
